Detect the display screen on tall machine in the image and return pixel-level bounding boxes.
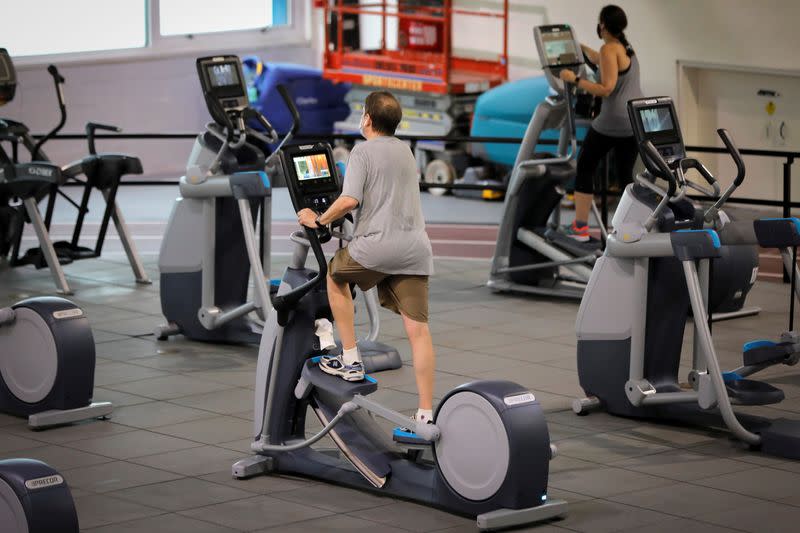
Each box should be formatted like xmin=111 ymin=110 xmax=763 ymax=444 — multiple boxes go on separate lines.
xmin=541 ymin=30 xmax=579 ymax=66
xmin=639 ymin=105 xmax=676 ymax=134
xmin=293 ymin=153 xmax=332 ymax=181
xmin=207 ymin=62 xmax=240 ymax=89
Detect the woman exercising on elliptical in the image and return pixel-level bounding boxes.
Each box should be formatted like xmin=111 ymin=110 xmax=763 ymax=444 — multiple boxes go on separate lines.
xmin=559 ymin=4 xmax=643 ymax=241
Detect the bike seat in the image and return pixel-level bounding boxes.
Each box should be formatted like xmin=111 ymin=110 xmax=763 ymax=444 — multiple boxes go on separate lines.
xmin=0 ymin=163 xmax=61 ymax=197
xmin=62 ymin=154 xmax=143 ymax=189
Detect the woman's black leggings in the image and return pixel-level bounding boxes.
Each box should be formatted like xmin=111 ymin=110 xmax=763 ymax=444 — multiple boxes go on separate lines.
xmin=574 ymin=126 xmax=639 ymax=194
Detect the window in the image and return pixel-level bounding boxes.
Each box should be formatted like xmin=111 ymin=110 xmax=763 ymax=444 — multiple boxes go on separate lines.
xmin=159 ymin=0 xmax=273 ymax=36
xmin=0 ymin=0 xmax=147 ymax=57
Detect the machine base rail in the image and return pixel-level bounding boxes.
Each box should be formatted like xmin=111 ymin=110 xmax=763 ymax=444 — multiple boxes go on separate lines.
xmin=28 ymin=401 xmax=113 ymax=429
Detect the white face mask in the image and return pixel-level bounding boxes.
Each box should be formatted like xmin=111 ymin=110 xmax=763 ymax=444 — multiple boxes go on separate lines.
xmin=359 ymin=113 xmax=367 ymax=138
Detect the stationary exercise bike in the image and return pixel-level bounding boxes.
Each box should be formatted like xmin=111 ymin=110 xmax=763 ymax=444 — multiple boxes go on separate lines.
xmin=0 ymin=458 xmax=79 ymax=532
xmin=574 ymin=96 xmax=800 ymax=459
xmin=155 ymin=55 xmax=400 ymax=372
xmin=0 ymin=296 xmax=111 ymax=428
xmin=232 ymin=141 xmax=567 ymax=531
xmin=0 ymin=48 xmax=150 ymax=295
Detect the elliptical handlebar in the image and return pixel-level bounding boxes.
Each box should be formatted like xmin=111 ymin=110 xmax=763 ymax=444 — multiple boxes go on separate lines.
xmin=260 ymin=84 xmax=301 ymax=167
xmin=276 ymin=84 xmax=301 ymax=137
xmin=678 ymin=158 xmax=720 ymax=198
xmin=639 ymin=140 xmax=677 ymax=198
xmin=271 ymin=227 xmax=329 ymax=315
xmin=718 ymin=128 xmax=746 ymax=187
xmin=31 ymin=64 xmax=67 ymax=160
xmin=704 ymin=128 xmax=746 ymax=222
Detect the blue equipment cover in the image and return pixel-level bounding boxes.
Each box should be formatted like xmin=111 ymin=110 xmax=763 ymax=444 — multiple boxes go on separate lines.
xmin=243 ymin=57 xmax=351 ymax=135
xmin=470 ymin=76 xmax=588 ymax=167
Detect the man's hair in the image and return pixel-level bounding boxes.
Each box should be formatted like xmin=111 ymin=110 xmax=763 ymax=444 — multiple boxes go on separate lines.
xmin=364 ymin=91 xmax=402 ymax=135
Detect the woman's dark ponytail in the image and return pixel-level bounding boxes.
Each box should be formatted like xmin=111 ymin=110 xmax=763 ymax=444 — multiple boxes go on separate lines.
xmin=600 ymin=5 xmax=634 ymax=56
xmin=617 ymin=31 xmax=634 ymax=57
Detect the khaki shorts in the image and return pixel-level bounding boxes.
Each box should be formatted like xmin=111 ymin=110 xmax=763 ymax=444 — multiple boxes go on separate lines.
xmin=329 ymin=247 xmax=429 ymax=323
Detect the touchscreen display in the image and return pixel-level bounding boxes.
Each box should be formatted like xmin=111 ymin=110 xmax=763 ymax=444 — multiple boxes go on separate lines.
xmin=541 ymin=30 xmax=579 ymax=65
xmin=293 ymin=153 xmax=331 ymax=181
xmin=639 ymin=106 xmax=675 ymax=134
xmin=207 ymin=62 xmax=240 ymax=88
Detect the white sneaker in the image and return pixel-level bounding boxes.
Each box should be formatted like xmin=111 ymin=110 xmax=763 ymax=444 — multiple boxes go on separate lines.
xmin=318 ymin=355 xmax=365 ymax=382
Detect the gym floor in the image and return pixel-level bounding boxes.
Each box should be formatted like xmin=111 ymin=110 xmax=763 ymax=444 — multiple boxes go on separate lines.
xmin=3 ymin=189 xmax=800 ymax=532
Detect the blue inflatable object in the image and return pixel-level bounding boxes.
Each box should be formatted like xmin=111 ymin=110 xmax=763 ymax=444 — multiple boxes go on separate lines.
xmin=470 ymin=76 xmax=588 ymax=168
xmin=243 ymin=59 xmax=351 ymax=135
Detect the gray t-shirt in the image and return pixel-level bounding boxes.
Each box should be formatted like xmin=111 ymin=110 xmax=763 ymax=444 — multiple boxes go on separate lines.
xmin=340 ymin=136 xmax=434 ymax=276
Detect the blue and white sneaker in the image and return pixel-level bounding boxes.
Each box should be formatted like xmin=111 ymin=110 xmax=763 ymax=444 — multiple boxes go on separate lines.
xmin=393 ymin=417 xmax=434 ymax=446
xmin=318 ymin=355 xmax=365 ymax=382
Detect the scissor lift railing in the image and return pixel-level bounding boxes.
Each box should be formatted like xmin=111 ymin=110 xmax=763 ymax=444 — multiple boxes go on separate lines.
xmin=320 ymin=0 xmax=509 ymax=95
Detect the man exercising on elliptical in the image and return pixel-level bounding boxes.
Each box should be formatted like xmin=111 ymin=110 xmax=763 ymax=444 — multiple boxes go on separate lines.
xmin=297 ymin=91 xmax=436 ymax=431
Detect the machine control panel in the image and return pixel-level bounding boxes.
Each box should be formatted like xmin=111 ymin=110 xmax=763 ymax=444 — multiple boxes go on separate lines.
xmin=628 ymin=97 xmax=686 ymax=165
xmin=281 ymin=143 xmax=342 ymax=215
xmin=534 ymin=24 xmax=584 ymax=91
xmin=196 ymin=55 xmax=249 ymax=125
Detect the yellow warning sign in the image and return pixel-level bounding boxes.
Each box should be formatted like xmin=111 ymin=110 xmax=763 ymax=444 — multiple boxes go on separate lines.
xmin=362 ymin=74 xmax=423 ymax=92
xmin=766 ymin=101 xmax=776 ymax=115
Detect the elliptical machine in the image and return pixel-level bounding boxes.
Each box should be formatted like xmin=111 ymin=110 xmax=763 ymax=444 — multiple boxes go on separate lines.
xmin=156 ymin=55 xmax=289 ymax=345
xmin=0 ymin=297 xmax=112 ymax=428
xmin=156 ymin=56 xmax=400 ymax=372
xmin=489 ymin=25 xmax=603 ymax=299
xmin=574 ymin=96 xmax=800 ymax=459
xmin=0 ymin=458 xmax=80 ymax=533
xmin=232 ymin=141 xmax=567 ymax=531
xmin=489 ymin=27 xmax=759 ymax=317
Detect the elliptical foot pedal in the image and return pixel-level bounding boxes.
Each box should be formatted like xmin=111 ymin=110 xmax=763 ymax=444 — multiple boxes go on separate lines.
xmin=743 ymin=340 xmax=797 ymax=367
xmin=53 ymin=242 xmax=96 ymax=260
xmin=300 ymin=357 xmax=378 ymax=399
xmin=19 ymin=247 xmax=74 ymax=268
xmin=724 ymin=377 xmax=785 ymax=406
xmin=392 ymin=426 xmax=432 ymax=448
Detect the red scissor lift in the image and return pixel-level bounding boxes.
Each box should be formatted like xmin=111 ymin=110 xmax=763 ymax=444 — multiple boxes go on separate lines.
xmin=317 ymin=0 xmax=509 ymax=192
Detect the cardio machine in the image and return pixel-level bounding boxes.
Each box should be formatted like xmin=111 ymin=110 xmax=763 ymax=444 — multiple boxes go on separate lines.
xmin=155 ymin=55 xmax=401 ymax=373
xmin=488 ymin=27 xmax=759 ymax=317
xmin=489 ymin=25 xmax=604 ymax=299
xmin=0 ymin=296 xmax=112 ymax=428
xmin=232 ymin=141 xmax=567 ymax=530
xmin=0 ymin=458 xmax=79 ymax=533
xmin=0 ymin=48 xmax=150 ymax=295
xmin=574 ymin=96 xmax=800 ymax=459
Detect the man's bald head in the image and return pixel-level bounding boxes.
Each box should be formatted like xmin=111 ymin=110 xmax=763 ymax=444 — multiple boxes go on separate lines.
xmin=364 ymin=91 xmax=402 ymax=136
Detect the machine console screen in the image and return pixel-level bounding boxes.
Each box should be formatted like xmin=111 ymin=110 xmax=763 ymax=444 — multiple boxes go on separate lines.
xmin=293 ymin=153 xmax=332 ymax=182
xmin=639 ymin=105 xmax=676 ymax=134
xmin=206 ymin=62 xmax=241 ymax=90
xmin=540 ymin=30 xmax=580 ymax=66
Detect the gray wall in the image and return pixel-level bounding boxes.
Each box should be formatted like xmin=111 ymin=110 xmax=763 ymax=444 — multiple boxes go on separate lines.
xmin=3 ymin=45 xmax=315 ymax=178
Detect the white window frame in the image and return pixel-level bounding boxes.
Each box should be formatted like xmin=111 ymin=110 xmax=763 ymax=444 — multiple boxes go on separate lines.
xmin=12 ymin=0 xmax=309 ymax=69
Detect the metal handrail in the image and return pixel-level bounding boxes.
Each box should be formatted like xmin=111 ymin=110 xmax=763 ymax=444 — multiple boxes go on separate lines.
xmin=23 ymin=131 xmax=800 ymax=214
